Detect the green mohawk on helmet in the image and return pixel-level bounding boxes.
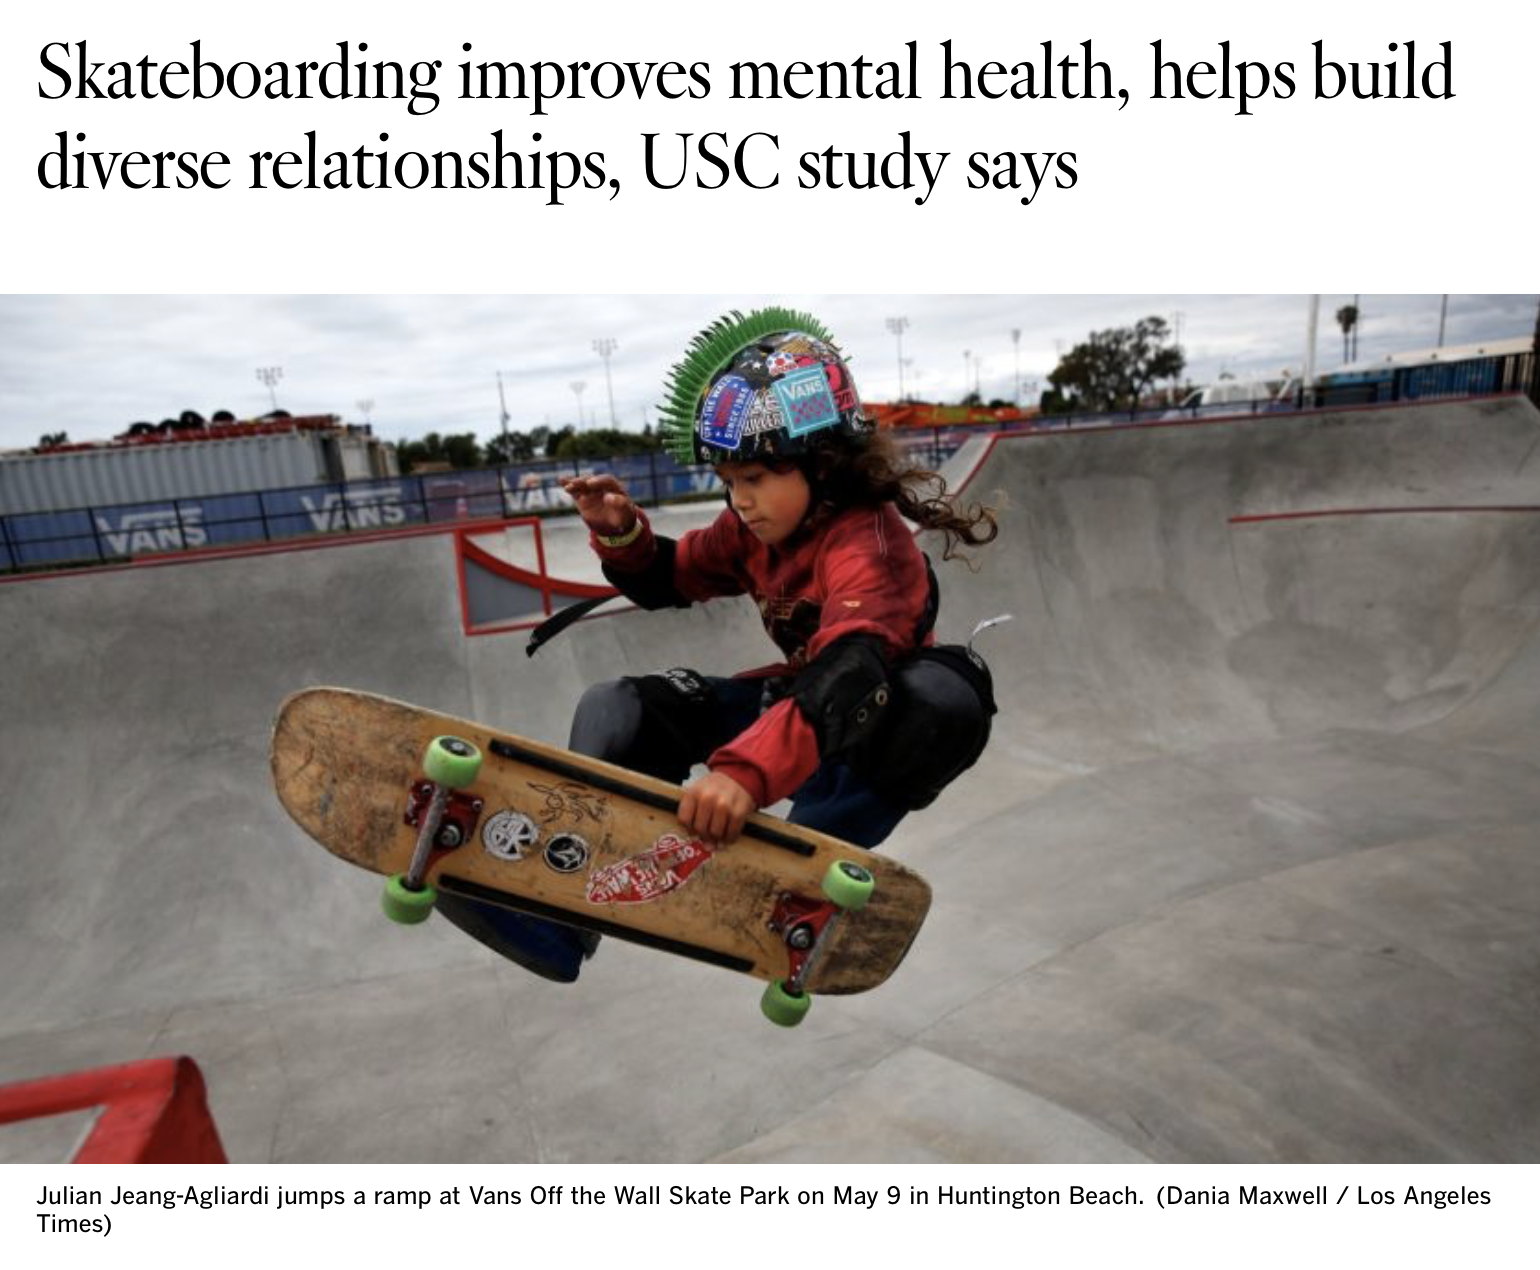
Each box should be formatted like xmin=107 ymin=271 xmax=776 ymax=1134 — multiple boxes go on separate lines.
xmin=658 ymin=307 xmax=837 ymax=463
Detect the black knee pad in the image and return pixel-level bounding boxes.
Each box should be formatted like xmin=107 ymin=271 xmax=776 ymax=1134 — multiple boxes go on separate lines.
xmin=568 ymin=670 xmax=720 ymax=783
xmin=790 ymin=634 xmax=892 ymax=759
xmin=856 ymin=647 xmax=997 ymax=809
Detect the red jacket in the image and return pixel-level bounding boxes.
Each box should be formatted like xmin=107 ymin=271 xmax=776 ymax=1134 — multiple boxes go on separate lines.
xmin=592 ymin=503 xmax=933 ymax=806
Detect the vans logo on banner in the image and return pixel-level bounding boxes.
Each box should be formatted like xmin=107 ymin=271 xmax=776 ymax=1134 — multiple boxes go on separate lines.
xmin=94 ymin=507 xmax=208 ymax=556
xmin=298 ymin=489 xmax=408 ymax=532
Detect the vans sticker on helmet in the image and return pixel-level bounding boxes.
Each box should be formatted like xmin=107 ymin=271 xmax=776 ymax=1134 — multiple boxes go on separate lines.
xmin=776 ymin=365 xmax=841 ymax=437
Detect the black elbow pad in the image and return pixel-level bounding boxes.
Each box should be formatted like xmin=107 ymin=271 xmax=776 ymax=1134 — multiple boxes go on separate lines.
xmin=601 ymin=536 xmax=688 ymax=610
xmin=790 ymin=634 xmax=892 ymax=759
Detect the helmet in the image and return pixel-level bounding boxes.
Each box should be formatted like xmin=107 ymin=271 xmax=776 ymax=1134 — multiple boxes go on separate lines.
xmin=659 ymin=308 xmax=873 ymax=465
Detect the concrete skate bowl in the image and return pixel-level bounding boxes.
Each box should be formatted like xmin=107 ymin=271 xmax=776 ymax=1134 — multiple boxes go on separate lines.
xmin=1 ymin=395 xmax=1536 ymax=1163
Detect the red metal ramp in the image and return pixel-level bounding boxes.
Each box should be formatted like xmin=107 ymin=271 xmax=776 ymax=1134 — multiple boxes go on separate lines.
xmin=454 ymin=519 xmax=619 ymax=636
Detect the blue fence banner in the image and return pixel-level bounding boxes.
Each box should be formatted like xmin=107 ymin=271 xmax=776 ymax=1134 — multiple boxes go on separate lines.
xmin=0 ymin=459 xmax=727 ymax=572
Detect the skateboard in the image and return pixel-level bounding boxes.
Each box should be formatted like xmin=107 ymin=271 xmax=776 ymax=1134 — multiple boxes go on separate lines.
xmin=270 ymin=687 xmax=931 ymax=1025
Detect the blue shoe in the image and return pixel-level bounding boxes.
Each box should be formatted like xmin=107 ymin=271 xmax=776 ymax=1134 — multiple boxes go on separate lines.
xmin=435 ymin=893 xmax=600 ymax=983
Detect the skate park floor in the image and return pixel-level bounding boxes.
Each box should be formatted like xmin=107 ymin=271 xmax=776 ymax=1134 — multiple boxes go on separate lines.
xmin=2 ymin=396 xmax=1538 ymax=1163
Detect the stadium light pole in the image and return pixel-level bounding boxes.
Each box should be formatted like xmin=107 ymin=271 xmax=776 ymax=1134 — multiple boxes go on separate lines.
xmin=593 ymin=338 xmax=618 ymax=426
xmin=356 ymin=398 xmax=374 ymax=426
xmin=570 ymin=380 xmax=587 ymax=430
xmin=1304 ymin=296 xmax=1320 ymax=401
xmin=256 ymin=366 xmax=283 ymax=412
xmin=1011 ymin=328 xmax=1021 ymax=405
xmin=885 ymin=317 xmax=909 ymax=401
xmin=495 ymin=372 xmax=512 ymax=452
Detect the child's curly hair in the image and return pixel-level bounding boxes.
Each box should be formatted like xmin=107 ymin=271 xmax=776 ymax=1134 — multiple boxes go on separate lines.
xmin=790 ymin=429 xmax=999 ymax=562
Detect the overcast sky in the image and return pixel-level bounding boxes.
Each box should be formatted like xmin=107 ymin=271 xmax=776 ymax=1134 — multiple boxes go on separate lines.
xmin=0 ymin=294 xmax=1534 ymax=452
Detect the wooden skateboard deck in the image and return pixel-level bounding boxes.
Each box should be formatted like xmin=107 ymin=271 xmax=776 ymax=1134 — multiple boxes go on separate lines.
xmin=271 ymin=687 xmax=931 ymax=999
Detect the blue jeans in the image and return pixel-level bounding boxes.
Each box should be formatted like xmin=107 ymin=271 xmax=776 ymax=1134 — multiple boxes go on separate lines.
xmin=436 ymin=673 xmax=908 ymax=981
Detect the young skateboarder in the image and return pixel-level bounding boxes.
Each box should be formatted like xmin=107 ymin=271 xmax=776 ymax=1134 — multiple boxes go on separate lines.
xmin=437 ymin=308 xmax=1000 ymax=980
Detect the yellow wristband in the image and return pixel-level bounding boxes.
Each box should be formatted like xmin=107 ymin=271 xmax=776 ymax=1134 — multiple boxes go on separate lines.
xmin=597 ymin=519 xmax=643 ymax=548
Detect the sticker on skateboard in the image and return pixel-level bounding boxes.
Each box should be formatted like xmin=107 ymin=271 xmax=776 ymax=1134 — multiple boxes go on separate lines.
xmin=586 ymin=834 xmax=712 ymax=905
xmin=482 ymin=810 xmax=539 ymax=862
xmin=543 ymin=833 xmax=590 ymax=873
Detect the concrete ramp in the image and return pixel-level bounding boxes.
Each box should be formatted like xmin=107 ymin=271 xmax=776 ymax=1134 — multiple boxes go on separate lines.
xmin=2 ymin=396 xmax=1537 ymax=1162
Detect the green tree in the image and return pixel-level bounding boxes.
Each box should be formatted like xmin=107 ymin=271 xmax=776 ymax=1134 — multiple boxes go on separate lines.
xmin=38 ymin=431 xmax=68 ymax=449
xmin=442 ymin=433 xmax=483 ymax=469
xmin=1047 ymin=316 xmax=1185 ymax=413
xmin=486 ymin=429 xmax=538 ymax=465
xmin=551 ymin=427 xmax=664 ymax=460
xmin=397 ymin=432 xmax=484 ymax=473
xmin=402 ymin=423 xmax=666 ymax=472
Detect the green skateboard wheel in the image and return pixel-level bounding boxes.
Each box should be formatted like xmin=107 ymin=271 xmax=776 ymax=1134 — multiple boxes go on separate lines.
xmin=821 ymin=860 xmax=875 ymax=911
xmin=761 ymin=980 xmax=813 ymax=1027
xmin=423 ymin=736 xmax=482 ymax=788
xmin=382 ymin=874 xmax=437 ymax=924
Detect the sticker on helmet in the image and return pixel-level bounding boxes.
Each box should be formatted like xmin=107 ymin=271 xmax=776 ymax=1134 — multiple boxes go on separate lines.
xmin=775 ymin=365 xmax=841 ymax=437
xmin=766 ymin=350 xmax=819 ymax=377
xmin=822 ymin=357 xmax=862 ymax=415
xmin=699 ymin=374 xmax=754 ymax=452
xmin=742 ymin=392 xmax=786 ymax=438
xmin=777 ymin=334 xmax=825 ymax=359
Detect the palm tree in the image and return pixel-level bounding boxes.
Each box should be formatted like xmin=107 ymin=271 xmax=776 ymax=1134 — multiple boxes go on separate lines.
xmin=1335 ymin=304 xmax=1360 ymax=363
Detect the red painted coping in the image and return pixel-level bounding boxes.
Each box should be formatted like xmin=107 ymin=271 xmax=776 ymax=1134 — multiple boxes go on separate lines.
xmin=0 ymin=1056 xmax=228 ymax=1164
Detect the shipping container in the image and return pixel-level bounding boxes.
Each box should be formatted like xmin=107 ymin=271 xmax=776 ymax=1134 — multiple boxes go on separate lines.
xmin=0 ymin=427 xmax=395 ymax=517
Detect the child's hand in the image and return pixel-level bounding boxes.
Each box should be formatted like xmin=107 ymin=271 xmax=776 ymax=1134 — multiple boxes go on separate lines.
xmin=561 ymin=475 xmax=637 ymax=538
xmin=677 ymin=771 xmax=756 ymax=847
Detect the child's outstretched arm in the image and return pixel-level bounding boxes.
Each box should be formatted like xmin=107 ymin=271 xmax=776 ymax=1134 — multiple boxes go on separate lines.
xmin=561 ymin=475 xmax=638 ymax=539
xmin=570 ymin=476 xmax=750 ymax=610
